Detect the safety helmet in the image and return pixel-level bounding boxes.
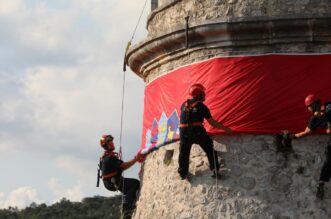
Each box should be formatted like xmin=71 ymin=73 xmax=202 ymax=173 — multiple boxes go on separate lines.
xmin=189 ymin=83 xmax=205 ymax=98
xmin=100 ymin=135 xmax=114 ymax=150
xmin=304 ymin=94 xmax=319 ymax=107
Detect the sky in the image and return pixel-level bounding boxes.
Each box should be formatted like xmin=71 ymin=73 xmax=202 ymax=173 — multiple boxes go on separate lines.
xmin=0 ymin=0 xmax=149 ymax=209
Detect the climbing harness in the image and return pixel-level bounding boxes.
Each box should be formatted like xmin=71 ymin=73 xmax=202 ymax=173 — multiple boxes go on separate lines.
xmin=180 ymin=100 xmax=201 ymax=128
xmin=181 ymin=14 xmax=221 ymax=218
xmin=179 ymin=122 xmax=203 ymax=128
xmin=101 ymin=152 xmax=120 ymax=174
xmin=97 ymin=136 xmax=116 ymax=187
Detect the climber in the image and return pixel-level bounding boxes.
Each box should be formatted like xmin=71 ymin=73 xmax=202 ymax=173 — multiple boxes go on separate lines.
xmin=178 ymin=83 xmax=232 ymax=180
xmin=97 ymin=134 xmax=145 ymax=218
xmin=291 ymin=94 xmax=331 ymax=200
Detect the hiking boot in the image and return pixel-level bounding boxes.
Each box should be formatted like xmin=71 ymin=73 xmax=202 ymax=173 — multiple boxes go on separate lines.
xmin=316 ymin=184 xmax=324 ymax=200
xmin=180 ymin=172 xmax=193 ymax=181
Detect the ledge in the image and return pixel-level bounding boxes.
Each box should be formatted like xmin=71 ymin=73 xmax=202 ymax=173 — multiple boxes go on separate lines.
xmin=126 ymin=15 xmax=331 ymax=79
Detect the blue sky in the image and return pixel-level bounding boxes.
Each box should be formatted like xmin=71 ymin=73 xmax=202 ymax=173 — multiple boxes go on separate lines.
xmin=0 ymin=0 xmax=148 ymax=208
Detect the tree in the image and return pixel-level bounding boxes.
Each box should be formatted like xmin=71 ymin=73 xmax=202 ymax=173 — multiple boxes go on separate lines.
xmin=0 ymin=195 xmax=122 ymax=219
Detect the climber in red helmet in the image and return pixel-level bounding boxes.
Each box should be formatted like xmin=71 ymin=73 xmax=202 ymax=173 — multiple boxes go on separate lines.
xmin=97 ymin=134 xmax=145 ymax=218
xmin=291 ymin=94 xmax=331 ymax=200
xmin=178 ymin=83 xmax=232 ymax=180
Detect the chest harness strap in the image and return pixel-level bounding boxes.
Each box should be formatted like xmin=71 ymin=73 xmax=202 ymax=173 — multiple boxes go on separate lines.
xmin=180 ymin=100 xmax=203 ymax=128
xmin=101 ymin=151 xmax=120 ymax=179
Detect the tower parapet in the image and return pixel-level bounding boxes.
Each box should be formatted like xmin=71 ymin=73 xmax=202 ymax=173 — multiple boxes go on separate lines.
xmin=127 ymin=0 xmax=331 ymax=82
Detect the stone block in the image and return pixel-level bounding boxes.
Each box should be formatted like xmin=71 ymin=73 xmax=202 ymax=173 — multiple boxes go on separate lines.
xmin=239 ymin=176 xmax=256 ymax=190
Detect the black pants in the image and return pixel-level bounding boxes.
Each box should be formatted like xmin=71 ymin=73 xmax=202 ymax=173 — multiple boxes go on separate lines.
xmin=320 ymin=137 xmax=331 ymax=182
xmin=104 ymin=178 xmax=140 ymax=218
xmin=178 ymin=127 xmax=220 ymax=178
xmin=119 ymin=178 xmax=140 ymax=207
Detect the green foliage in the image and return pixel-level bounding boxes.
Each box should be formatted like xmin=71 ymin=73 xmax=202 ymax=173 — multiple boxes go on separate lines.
xmin=0 ymin=196 xmax=122 ymax=219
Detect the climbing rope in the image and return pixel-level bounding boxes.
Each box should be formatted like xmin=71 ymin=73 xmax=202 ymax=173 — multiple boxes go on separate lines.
xmin=119 ymin=0 xmax=147 ymax=157
xmin=118 ymin=1 xmax=149 ymax=218
xmin=118 ymin=52 xmax=126 ymax=218
xmin=118 ymin=69 xmax=126 ymax=160
xmin=129 ymin=0 xmax=149 ymax=43
xmin=212 ymin=146 xmax=220 ymax=218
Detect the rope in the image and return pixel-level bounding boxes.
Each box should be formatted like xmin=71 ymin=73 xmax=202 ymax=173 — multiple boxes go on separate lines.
xmin=118 ymin=69 xmax=126 ymax=160
xmin=129 ymin=0 xmax=149 ymax=43
xmin=119 ymin=0 xmax=148 ymax=153
xmin=118 ymin=59 xmax=126 ymax=218
xmin=212 ymin=146 xmax=220 ymax=218
xmin=118 ymin=0 xmax=148 ymax=215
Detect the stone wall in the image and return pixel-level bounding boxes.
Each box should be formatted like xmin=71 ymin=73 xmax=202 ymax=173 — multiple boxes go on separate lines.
xmin=158 ymin=0 xmax=176 ymax=8
xmin=147 ymin=0 xmax=331 ymax=38
xmin=133 ymin=134 xmax=331 ymax=219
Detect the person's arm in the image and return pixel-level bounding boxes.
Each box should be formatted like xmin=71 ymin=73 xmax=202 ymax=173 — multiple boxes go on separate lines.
xmin=294 ymin=115 xmax=319 ymax=139
xmin=206 ymin=117 xmax=232 ymax=134
xmin=294 ymin=127 xmax=312 ymax=139
xmin=120 ymin=157 xmax=137 ymax=170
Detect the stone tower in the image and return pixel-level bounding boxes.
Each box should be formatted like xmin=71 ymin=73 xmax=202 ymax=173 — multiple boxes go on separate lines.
xmin=126 ymin=1 xmax=331 ymax=218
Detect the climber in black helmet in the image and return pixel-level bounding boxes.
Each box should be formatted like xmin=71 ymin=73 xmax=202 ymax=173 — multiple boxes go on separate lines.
xmin=97 ymin=134 xmax=145 ymax=218
xmin=291 ymin=94 xmax=331 ymax=200
xmin=178 ymin=83 xmax=232 ymax=180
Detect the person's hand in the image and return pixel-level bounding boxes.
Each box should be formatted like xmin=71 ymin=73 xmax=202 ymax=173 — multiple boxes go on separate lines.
xmin=289 ymin=133 xmax=297 ymax=139
xmin=135 ymin=151 xmax=146 ymax=163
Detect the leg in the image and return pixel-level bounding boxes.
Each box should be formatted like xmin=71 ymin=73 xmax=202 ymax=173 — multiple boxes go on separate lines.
xmin=197 ymin=132 xmax=220 ymax=172
xmin=178 ymin=131 xmax=193 ymax=179
xmin=317 ymin=139 xmax=331 ymax=200
xmin=121 ymin=178 xmax=140 ymax=218
xmin=319 ymin=141 xmax=331 ymax=183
